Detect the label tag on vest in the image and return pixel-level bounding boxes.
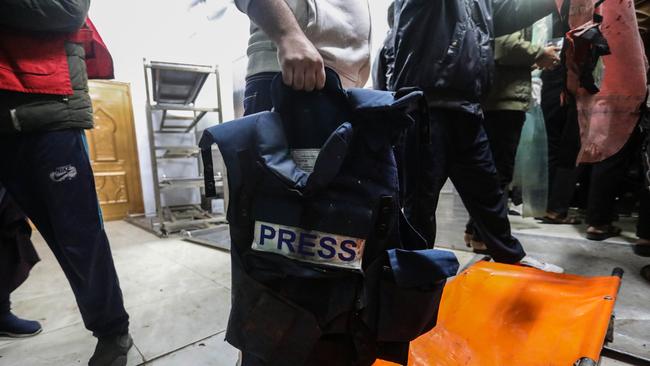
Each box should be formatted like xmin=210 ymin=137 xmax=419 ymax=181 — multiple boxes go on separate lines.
xmin=252 ymin=221 xmax=365 ymax=271
xmin=291 ymin=149 xmax=320 ymax=173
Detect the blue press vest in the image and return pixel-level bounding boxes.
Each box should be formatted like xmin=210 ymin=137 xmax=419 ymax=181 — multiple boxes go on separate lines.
xmin=199 ymin=71 xmax=459 ymax=366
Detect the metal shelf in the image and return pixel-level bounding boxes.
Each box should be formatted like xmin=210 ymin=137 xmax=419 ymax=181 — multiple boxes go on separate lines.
xmin=144 ymin=58 xmax=224 ymax=236
xmin=156 ymin=146 xmax=201 ymax=159
xmin=158 ymin=176 xmax=223 ymax=191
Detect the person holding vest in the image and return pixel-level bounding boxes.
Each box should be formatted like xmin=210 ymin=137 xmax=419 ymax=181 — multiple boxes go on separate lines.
xmin=390 ymin=0 xmax=564 ymax=272
xmin=0 ymin=1 xmax=132 ymax=365
xmin=235 ymin=0 xmax=371 ymax=115
xmin=0 ymin=184 xmax=41 ymax=338
xmin=228 ymin=2 xmax=450 ymax=365
xmin=466 ymin=29 xmax=561 ymax=252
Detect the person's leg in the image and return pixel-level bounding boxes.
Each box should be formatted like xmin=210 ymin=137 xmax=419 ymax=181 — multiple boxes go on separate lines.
xmin=482 ymin=110 xmax=526 ymax=191
xmin=243 ymin=72 xmax=279 ymax=116
xmin=543 ymin=105 xmax=581 ymax=222
xmin=0 ymin=191 xmax=13 ymax=318
xmin=635 ymin=187 xmax=650 ymax=256
xmin=403 ymin=108 xmax=450 ymax=246
xmin=0 ymin=286 xmax=9 ymax=318
xmin=638 ymin=188 xmax=650 ymax=240
xmin=0 ymin=130 xmax=131 ymax=361
xmin=585 ymin=143 xmax=632 ymax=240
xmin=465 ymin=110 xmax=525 ymax=248
xmin=0 ymin=298 xmax=42 ymax=337
xmin=446 ymin=111 xmax=526 ymax=264
xmin=541 ymin=72 xmax=581 ymax=222
xmin=0 ymin=188 xmax=42 ymax=337
xmin=541 ymin=69 xmax=567 ymax=202
xmin=0 ymin=293 xmax=8 ymax=315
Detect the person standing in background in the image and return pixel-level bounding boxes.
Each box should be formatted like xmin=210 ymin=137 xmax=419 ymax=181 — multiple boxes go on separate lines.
xmin=0 ymin=1 xmax=132 ymax=365
xmin=466 ymin=28 xmax=561 ymax=251
xmin=390 ymin=0 xmax=563 ymax=272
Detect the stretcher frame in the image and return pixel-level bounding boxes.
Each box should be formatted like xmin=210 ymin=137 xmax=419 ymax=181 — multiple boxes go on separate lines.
xmin=374 ymin=255 xmax=642 ymax=366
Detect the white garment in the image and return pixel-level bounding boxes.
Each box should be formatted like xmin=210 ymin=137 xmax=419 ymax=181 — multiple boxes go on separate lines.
xmin=234 ymin=0 xmax=371 ymax=88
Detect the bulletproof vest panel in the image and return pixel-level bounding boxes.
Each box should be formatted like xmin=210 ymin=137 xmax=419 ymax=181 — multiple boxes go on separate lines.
xmin=199 ymin=70 xmax=459 ymax=366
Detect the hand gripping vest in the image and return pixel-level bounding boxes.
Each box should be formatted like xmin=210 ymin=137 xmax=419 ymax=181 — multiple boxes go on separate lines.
xmin=199 ymin=70 xmax=459 ymax=366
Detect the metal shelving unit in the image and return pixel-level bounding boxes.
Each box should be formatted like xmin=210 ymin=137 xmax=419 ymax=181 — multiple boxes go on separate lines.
xmin=143 ymin=59 xmax=225 ymax=237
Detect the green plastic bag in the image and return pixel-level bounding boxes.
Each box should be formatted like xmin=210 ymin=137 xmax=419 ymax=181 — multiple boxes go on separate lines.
xmin=512 ymin=14 xmax=552 ymax=217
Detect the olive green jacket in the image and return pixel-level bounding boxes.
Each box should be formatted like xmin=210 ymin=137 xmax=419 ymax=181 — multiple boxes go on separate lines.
xmin=0 ymin=0 xmax=93 ymax=134
xmin=484 ymin=29 xmax=544 ymax=112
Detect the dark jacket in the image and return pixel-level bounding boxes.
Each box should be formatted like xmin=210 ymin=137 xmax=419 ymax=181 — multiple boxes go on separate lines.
xmin=389 ymin=0 xmax=557 ymax=115
xmin=484 ymin=29 xmax=543 ymax=112
xmin=0 ymin=0 xmax=93 ymax=134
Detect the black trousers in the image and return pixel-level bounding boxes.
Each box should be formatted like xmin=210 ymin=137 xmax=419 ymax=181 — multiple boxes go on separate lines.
xmin=465 ymin=110 xmax=525 ymax=244
xmin=639 ymin=188 xmax=650 ymax=239
xmin=0 ymin=294 xmax=8 ymax=314
xmin=404 ymin=108 xmax=526 ymax=264
xmin=0 ymin=185 xmax=39 ymax=316
xmin=541 ymin=68 xmax=581 ymax=215
xmin=585 ymin=134 xmax=638 ymax=226
xmin=482 ymin=110 xmax=526 ymax=204
xmin=0 ymin=129 xmax=129 ymax=337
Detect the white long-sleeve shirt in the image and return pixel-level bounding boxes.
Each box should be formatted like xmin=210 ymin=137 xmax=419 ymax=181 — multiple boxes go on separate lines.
xmin=234 ymin=0 xmax=371 ymax=88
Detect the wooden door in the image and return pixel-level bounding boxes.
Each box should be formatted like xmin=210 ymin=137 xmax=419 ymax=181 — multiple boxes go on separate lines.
xmin=86 ymin=80 xmax=144 ymax=221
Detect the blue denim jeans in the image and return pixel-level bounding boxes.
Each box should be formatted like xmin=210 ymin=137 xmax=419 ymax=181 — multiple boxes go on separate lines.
xmin=243 ymin=72 xmax=278 ymax=116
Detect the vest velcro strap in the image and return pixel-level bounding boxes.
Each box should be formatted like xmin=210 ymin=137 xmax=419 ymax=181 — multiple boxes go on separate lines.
xmin=200 ymin=146 xmax=217 ymax=198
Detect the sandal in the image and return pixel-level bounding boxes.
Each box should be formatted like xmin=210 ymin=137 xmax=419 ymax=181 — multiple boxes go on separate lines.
xmin=539 ymin=214 xmax=582 ymax=225
xmin=586 ymin=225 xmax=622 ymax=241
xmin=633 ymin=239 xmax=650 ymax=257
xmin=464 ymin=232 xmax=489 ymax=254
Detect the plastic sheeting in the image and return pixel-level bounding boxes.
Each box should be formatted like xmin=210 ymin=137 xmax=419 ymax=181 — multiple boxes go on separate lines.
xmin=511 ymin=16 xmax=552 ymax=218
xmin=374 ymin=261 xmax=620 ymax=366
xmin=513 ymin=106 xmax=549 ymax=218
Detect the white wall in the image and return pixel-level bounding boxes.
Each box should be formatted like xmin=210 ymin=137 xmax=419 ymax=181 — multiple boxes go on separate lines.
xmin=88 ymin=0 xmax=392 ymax=216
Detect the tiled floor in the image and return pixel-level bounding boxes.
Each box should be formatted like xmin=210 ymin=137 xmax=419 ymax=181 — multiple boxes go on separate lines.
xmin=435 ymin=193 xmax=650 ymax=365
xmin=0 ymin=221 xmax=236 ymax=366
xmin=0 ymin=192 xmax=647 ymax=365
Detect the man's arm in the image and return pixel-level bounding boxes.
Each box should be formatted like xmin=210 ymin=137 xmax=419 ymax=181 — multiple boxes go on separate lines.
xmin=494 ymin=30 xmax=560 ymax=69
xmin=236 ymin=0 xmax=325 ymax=91
xmin=0 ymin=0 xmax=89 ymax=33
xmin=492 ymin=0 xmax=557 ymax=37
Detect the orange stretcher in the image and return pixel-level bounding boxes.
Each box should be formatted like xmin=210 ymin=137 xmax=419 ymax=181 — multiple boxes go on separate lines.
xmin=375 ymin=261 xmax=622 ymax=366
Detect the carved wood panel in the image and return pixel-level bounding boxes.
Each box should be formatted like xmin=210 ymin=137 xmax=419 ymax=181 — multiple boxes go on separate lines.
xmin=89 ymin=108 xmax=119 ymax=162
xmin=87 ymin=81 xmax=144 ymax=221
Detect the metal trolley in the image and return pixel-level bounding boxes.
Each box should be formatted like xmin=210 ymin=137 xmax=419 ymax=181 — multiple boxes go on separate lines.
xmin=142 ymin=59 xmax=225 ymax=237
